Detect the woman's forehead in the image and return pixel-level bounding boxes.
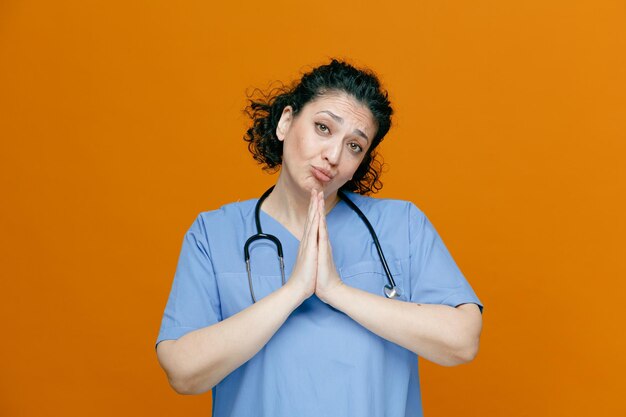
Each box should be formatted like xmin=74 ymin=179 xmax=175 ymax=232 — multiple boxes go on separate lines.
xmin=303 ymin=92 xmax=375 ymax=127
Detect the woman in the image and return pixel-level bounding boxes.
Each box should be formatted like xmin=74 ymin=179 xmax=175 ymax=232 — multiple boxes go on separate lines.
xmin=156 ymin=59 xmax=483 ymax=417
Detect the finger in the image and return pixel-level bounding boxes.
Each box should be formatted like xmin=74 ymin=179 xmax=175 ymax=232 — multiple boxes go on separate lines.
xmin=318 ymin=194 xmax=329 ymax=249
xmin=306 ymin=188 xmax=317 ymax=224
xmin=317 ymin=193 xmax=325 ymax=230
xmin=301 ymin=188 xmax=318 ymax=243
xmin=309 ymin=196 xmax=320 ymax=243
xmin=318 ymin=191 xmax=324 ymax=213
xmin=310 ymin=189 xmax=320 ymax=220
xmin=304 ymin=191 xmax=320 ymax=245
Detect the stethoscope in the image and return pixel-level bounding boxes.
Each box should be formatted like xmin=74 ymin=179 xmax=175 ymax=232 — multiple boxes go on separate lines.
xmin=243 ymin=186 xmax=401 ymax=303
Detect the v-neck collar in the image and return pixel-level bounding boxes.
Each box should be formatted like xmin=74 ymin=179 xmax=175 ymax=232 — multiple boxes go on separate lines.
xmin=258 ymin=199 xmax=346 ymax=243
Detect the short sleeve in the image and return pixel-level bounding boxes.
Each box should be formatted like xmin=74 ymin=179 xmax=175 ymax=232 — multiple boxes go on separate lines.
xmin=408 ymin=203 xmax=483 ymax=314
xmin=155 ymin=214 xmax=223 ymax=349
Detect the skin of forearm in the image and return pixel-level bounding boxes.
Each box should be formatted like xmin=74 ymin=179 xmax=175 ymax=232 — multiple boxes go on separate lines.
xmin=158 ymin=282 xmax=305 ymax=395
xmin=320 ymin=283 xmax=481 ymax=366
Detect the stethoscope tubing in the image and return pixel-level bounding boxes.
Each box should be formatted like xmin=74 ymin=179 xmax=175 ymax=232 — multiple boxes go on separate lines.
xmin=337 ymin=189 xmax=399 ymax=294
xmin=243 ymin=186 xmax=400 ymax=303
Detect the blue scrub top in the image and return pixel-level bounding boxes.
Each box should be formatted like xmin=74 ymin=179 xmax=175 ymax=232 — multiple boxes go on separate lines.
xmin=156 ymin=192 xmax=483 ymax=417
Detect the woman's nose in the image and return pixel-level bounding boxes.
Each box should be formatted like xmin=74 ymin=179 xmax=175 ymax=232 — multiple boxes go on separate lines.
xmin=322 ymin=139 xmax=342 ymax=165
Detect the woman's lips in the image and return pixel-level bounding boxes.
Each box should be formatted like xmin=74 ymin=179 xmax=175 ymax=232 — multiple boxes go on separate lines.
xmin=311 ymin=166 xmax=333 ymax=183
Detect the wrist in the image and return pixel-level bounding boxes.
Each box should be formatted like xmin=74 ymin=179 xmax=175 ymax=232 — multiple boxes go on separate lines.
xmin=284 ymin=280 xmax=310 ymax=305
xmin=317 ymin=280 xmax=346 ymax=305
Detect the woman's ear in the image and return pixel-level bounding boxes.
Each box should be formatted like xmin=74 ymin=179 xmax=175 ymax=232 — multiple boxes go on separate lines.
xmin=276 ymin=106 xmax=293 ymax=141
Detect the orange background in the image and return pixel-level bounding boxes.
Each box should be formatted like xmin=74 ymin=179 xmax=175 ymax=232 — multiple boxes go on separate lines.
xmin=1 ymin=1 xmax=625 ymax=416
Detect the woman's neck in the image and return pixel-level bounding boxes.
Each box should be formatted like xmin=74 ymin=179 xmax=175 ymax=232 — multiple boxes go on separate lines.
xmin=262 ymin=175 xmax=340 ymax=239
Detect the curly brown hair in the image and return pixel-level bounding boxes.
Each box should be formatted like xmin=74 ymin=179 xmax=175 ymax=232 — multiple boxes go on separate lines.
xmin=244 ymin=59 xmax=393 ymax=195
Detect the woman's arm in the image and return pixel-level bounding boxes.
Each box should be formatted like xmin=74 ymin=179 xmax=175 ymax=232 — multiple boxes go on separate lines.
xmin=315 ymin=197 xmax=482 ymax=366
xmin=157 ymin=190 xmax=322 ymax=395
xmin=156 ymin=281 xmax=306 ymax=395
xmin=319 ymin=286 xmax=483 ymax=366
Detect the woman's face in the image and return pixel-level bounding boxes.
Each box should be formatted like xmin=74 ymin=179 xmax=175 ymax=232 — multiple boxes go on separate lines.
xmin=276 ymin=92 xmax=377 ymax=197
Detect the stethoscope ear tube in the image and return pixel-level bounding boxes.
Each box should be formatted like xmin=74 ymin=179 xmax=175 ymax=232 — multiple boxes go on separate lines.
xmin=244 ymin=186 xmax=401 ymax=303
xmin=244 ymin=233 xmax=286 ymax=303
xmin=338 ymin=190 xmax=401 ymax=299
xmin=244 ymin=233 xmax=284 ymax=260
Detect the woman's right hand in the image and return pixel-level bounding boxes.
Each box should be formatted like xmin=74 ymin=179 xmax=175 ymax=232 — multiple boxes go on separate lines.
xmin=286 ymin=188 xmax=320 ymax=302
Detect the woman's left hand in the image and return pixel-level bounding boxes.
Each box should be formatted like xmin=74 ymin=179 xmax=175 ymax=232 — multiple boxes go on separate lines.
xmin=314 ymin=191 xmax=345 ymax=304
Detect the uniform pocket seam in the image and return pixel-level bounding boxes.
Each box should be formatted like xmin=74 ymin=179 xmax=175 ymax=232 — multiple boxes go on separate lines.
xmin=339 ymin=259 xmax=403 ymax=279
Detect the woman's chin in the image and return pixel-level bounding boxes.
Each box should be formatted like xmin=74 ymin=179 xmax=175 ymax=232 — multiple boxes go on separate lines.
xmin=289 ymin=176 xmax=341 ymax=198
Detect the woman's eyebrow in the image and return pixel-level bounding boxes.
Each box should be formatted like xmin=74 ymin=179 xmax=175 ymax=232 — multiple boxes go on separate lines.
xmin=315 ymin=110 xmax=369 ymax=142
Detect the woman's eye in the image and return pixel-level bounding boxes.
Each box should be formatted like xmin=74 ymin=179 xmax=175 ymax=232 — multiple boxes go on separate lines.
xmin=315 ymin=122 xmax=330 ymax=134
xmin=348 ymin=143 xmax=363 ymax=153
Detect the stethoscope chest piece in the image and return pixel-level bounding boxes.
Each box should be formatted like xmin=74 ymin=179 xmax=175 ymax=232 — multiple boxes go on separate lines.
xmin=383 ymin=284 xmax=402 ymax=299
